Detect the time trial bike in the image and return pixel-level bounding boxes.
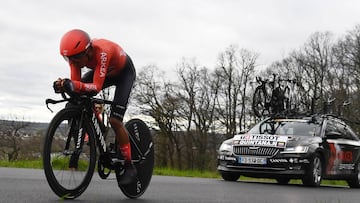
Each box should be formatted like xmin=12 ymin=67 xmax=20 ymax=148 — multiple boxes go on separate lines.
xmin=42 ymin=91 xmax=154 ymax=199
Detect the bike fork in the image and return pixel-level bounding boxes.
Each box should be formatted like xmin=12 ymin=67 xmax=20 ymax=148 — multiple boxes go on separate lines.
xmin=65 ymin=111 xmax=86 ymax=169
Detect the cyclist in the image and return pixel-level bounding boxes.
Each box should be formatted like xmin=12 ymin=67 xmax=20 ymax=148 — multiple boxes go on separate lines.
xmin=53 ymin=29 xmax=136 ymax=185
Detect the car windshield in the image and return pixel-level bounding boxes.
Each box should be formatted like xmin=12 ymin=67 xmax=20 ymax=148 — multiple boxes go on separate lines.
xmin=247 ymin=119 xmax=321 ymax=136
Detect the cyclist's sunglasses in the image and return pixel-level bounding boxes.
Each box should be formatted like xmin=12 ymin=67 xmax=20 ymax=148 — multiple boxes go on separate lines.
xmin=63 ymin=51 xmax=87 ymax=62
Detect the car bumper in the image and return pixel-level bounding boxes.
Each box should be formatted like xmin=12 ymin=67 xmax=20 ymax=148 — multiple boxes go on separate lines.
xmin=217 ymin=154 xmax=311 ymax=178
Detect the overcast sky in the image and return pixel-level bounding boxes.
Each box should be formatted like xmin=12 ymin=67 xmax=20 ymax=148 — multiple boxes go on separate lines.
xmin=1 ymin=0 xmax=360 ymax=122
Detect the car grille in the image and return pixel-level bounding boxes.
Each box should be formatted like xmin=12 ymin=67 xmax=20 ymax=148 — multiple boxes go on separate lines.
xmin=233 ymin=146 xmax=279 ymax=157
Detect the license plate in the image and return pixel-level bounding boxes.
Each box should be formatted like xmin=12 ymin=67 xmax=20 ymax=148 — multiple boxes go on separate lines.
xmin=239 ymin=156 xmax=267 ymax=165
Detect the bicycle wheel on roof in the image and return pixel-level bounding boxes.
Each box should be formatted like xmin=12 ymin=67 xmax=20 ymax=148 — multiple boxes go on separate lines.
xmin=252 ymin=86 xmax=270 ymax=117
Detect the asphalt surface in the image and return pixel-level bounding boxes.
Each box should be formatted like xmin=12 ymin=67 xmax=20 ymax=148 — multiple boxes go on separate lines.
xmin=1 ymin=167 xmax=359 ymax=203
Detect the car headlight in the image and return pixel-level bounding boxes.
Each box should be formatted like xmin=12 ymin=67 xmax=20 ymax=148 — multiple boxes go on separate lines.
xmin=281 ymin=146 xmax=309 ymax=154
xmin=219 ymin=142 xmax=233 ymax=153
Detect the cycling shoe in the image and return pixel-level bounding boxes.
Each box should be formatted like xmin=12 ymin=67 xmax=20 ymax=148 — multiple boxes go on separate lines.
xmin=116 ymin=161 xmax=137 ymax=185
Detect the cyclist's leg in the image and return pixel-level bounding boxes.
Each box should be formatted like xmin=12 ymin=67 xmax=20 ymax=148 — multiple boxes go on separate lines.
xmin=108 ymin=56 xmax=136 ymax=159
xmin=106 ymin=56 xmax=136 ymax=185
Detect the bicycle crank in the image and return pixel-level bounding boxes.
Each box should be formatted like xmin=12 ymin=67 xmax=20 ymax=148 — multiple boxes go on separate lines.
xmin=97 ymin=157 xmax=111 ymax=179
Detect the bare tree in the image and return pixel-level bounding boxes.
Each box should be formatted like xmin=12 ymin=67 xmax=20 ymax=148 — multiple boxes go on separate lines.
xmin=290 ymin=32 xmax=335 ymax=113
xmin=237 ymin=49 xmax=257 ymax=131
xmin=216 ymin=45 xmax=242 ymax=138
xmin=176 ymin=58 xmax=221 ymax=170
xmin=133 ymin=65 xmax=183 ymax=169
xmin=176 ymin=59 xmax=198 ymax=169
xmin=0 ymin=117 xmax=31 ymax=161
xmin=331 ymin=25 xmax=360 ymax=126
xmin=215 ymin=45 xmax=258 ymax=137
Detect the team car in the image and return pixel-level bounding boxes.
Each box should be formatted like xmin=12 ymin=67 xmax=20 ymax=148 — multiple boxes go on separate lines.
xmin=217 ymin=115 xmax=360 ymax=187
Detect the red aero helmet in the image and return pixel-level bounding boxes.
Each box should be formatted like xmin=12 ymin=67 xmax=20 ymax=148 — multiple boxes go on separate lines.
xmin=60 ymin=29 xmax=91 ymax=56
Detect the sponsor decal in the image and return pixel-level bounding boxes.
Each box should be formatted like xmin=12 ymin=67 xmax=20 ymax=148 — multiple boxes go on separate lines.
xmin=233 ymin=134 xmax=288 ymax=148
xmin=289 ymin=158 xmax=298 ymax=163
xmin=100 ymin=52 xmax=107 ymax=77
xmin=339 ymin=163 xmax=355 ymax=170
xmin=92 ymin=113 xmax=107 ymax=152
xmin=133 ymin=123 xmax=141 ymax=142
xmin=277 ymin=142 xmax=286 ymax=148
xmin=298 ymin=159 xmax=309 ymax=164
xmin=136 ymin=180 xmax=142 ymax=193
xmin=84 ymin=84 xmax=97 ymax=91
xmin=225 ymin=156 xmax=236 ymax=161
xmin=269 ymin=158 xmax=310 ymax=164
xmin=338 ymin=151 xmax=353 ymax=162
xmin=269 ymin=158 xmax=288 ymax=163
xmin=218 ymin=155 xmax=236 ymax=161
xmin=327 ymin=142 xmax=354 ymax=174
xmin=76 ymin=128 xmax=83 ymax=148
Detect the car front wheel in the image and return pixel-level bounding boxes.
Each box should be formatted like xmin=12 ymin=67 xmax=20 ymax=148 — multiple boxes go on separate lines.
xmin=347 ymin=163 xmax=360 ymax=188
xmin=220 ymin=171 xmax=240 ymax=181
xmin=302 ymin=153 xmax=322 ymax=187
xmin=276 ymin=177 xmax=290 ymax=185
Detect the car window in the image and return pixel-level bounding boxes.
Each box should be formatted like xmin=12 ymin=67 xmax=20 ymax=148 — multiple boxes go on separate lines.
xmin=324 ymin=119 xmax=360 ymax=140
xmin=343 ymin=125 xmax=360 ymax=141
xmin=325 ymin=120 xmax=343 ymax=138
xmin=325 ymin=120 xmax=338 ymax=134
xmin=248 ymin=119 xmax=320 ymax=136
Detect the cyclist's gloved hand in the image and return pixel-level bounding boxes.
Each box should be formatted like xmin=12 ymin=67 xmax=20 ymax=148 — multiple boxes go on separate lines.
xmin=53 ymin=78 xmax=64 ymax=93
xmin=62 ymin=79 xmax=75 ymax=95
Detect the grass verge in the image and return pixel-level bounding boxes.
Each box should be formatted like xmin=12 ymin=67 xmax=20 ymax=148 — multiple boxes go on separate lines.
xmin=0 ymin=160 xmax=43 ymax=169
xmin=153 ymin=167 xmax=221 ymax=179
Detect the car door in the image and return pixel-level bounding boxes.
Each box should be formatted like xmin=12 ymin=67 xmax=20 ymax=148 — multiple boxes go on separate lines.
xmin=324 ymin=119 xmax=360 ymax=175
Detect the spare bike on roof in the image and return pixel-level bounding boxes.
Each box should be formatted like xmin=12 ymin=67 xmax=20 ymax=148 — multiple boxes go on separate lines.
xmin=42 ymin=90 xmax=154 ymax=199
xmin=252 ymin=74 xmax=310 ymax=118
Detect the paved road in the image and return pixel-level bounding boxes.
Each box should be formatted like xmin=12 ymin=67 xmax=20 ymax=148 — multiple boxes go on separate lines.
xmin=1 ymin=167 xmax=359 ymax=203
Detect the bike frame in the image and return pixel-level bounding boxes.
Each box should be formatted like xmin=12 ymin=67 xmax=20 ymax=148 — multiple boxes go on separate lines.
xmin=84 ymin=106 xmax=108 ymax=154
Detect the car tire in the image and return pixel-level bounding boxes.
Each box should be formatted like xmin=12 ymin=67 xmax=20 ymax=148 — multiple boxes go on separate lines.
xmin=220 ymin=171 xmax=240 ymax=181
xmin=302 ymin=153 xmax=322 ymax=187
xmin=347 ymin=163 xmax=360 ymax=188
xmin=276 ymin=177 xmax=290 ymax=185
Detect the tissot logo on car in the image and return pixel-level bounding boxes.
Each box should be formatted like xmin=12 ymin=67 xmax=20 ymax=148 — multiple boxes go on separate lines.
xmin=233 ymin=134 xmax=288 ymax=148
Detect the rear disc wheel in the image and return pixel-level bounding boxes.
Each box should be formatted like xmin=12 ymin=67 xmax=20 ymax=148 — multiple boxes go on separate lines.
xmin=119 ymin=119 xmax=154 ymax=198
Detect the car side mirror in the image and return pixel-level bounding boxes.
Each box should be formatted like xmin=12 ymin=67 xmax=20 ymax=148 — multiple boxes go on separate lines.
xmin=326 ymin=131 xmax=342 ymax=139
